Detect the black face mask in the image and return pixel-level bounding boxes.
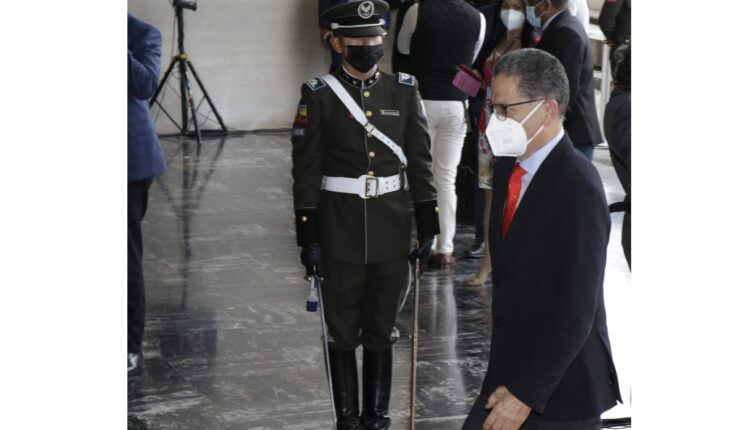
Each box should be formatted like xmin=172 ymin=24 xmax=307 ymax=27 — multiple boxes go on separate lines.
xmin=345 ymin=44 xmax=384 ymax=73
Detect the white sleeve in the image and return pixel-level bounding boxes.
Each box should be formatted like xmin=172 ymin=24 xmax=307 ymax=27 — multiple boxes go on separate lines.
xmin=472 ymin=11 xmax=486 ymax=64
xmin=568 ymin=0 xmax=579 ymax=15
xmin=397 ymin=4 xmax=419 ymax=55
xmin=577 ymin=0 xmax=590 ymax=36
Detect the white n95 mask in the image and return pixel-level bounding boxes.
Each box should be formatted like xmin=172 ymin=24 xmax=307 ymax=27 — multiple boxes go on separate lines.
xmin=485 ymin=100 xmax=545 ymax=157
xmin=500 ymin=9 xmax=526 ymax=31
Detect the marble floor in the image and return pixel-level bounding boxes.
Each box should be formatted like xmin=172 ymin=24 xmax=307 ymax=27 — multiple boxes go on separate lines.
xmin=127 ymin=133 xmax=632 ymax=429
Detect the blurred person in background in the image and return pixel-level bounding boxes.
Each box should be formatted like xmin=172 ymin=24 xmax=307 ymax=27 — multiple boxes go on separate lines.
xmin=466 ymin=0 xmax=535 ymax=285
xmin=525 ymin=0 xmax=602 ymax=161
xmin=604 ymin=44 xmax=630 ymax=268
xmin=127 ymin=13 xmax=167 ymax=372
xmin=397 ymin=0 xmax=486 ymax=267
xmin=567 ymin=0 xmax=590 ymax=36
xmin=599 ymin=0 xmax=631 ymax=70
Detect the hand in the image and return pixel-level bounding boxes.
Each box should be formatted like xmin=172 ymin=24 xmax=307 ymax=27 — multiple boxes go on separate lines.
xmin=482 ymin=386 xmax=531 ymax=430
xmin=301 ymin=244 xmax=323 ymax=278
xmin=409 ymin=237 xmax=433 ymax=277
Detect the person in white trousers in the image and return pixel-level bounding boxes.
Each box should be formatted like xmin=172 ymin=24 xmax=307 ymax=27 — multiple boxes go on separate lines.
xmin=396 ymin=0 xmax=485 ymax=265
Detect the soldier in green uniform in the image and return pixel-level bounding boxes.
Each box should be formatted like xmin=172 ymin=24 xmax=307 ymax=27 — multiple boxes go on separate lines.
xmin=291 ymin=1 xmax=439 ymax=428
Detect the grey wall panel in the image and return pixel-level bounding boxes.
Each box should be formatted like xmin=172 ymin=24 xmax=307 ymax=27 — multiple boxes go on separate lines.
xmin=129 ymin=0 xmax=330 ymax=132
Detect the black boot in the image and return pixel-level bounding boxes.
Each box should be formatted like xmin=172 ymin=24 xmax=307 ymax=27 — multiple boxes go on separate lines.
xmin=329 ymin=348 xmax=361 ymax=430
xmin=361 ymin=347 xmax=392 ymax=429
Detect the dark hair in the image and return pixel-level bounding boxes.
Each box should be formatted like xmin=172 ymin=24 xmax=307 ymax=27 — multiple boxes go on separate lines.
xmin=549 ymin=0 xmax=568 ymax=6
xmin=492 ymin=48 xmax=570 ymax=116
xmin=472 ymin=3 xmax=535 ymax=73
xmin=613 ymin=44 xmax=631 ymax=90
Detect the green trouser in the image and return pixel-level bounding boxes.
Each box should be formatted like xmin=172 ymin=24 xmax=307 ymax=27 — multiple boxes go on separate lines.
xmin=321 ymin=256 xmax=410 ymax=351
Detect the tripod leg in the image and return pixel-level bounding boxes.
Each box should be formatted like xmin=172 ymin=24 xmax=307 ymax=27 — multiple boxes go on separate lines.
xmin=186 ymin=60 xmax=228 ymax=133
xmin=180 ymin=63 xmax=203 ymax=145
xmin=187 ymin=91 xmax=203 ymax=145
xmin=150 ymin=57 xmax=179 ymax=107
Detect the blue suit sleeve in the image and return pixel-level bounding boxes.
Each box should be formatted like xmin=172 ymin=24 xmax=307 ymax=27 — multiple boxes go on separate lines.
xmin=128 ymin=21 xmax=162 ymax=100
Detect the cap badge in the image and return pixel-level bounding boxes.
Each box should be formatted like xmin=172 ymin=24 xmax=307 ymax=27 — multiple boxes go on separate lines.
xmin=358 ymin=1 xmax=375 ymax=19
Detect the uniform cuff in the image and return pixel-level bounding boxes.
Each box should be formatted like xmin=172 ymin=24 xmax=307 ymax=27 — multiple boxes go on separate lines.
xmin=295 ymin=208 xmax=320 ymax=246
xmin=414 ymin=200 xmax=440 ymax=238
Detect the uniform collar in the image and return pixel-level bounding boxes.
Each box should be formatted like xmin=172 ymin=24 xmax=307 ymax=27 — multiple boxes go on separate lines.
xmin=339 ymin=66 xmax=380 ymax=89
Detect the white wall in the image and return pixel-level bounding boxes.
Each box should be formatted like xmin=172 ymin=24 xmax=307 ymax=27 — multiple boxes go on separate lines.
xmin=128 ymin=0 xmax=331 ymax=132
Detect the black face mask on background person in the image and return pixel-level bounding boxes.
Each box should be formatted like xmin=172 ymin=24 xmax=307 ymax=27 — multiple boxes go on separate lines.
xmin=345 ymin=44 xmax=384 ymax=73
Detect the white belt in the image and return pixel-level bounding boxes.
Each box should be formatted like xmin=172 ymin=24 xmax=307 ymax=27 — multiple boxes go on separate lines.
xmin=321 ymin=174 xmax=402 ymax=199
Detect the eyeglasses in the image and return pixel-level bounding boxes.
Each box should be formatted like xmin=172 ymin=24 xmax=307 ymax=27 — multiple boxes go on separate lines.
xmin=492 ymin=99 xmax=544 ymax=120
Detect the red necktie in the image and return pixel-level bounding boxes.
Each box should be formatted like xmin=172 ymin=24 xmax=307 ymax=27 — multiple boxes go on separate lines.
xmin=501 ymin=163 xmax=527 ymax=238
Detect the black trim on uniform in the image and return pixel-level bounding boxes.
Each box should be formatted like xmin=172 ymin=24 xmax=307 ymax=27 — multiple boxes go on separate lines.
xmin=339 ymin=67 xmax=380 ymax=88
xmin=295 ymin=208 xmax=320 ymax=246
xmin=414 ymin=199 xmax=440 ymax=238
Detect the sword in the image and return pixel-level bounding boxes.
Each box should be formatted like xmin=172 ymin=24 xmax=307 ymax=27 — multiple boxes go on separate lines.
xmin=310 ymin=274 xmax=337 ymax=428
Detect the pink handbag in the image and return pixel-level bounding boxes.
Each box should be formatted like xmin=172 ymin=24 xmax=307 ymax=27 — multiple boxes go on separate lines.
xmin=452 ymin=64 xmax=482 ymax=98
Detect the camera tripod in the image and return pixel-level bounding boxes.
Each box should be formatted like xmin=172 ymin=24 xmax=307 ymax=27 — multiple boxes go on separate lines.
xmin=150 ymin=4 xmax=227 ymax=145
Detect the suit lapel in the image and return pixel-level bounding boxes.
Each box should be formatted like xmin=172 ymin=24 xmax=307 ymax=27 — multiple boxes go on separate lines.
xmin=497 ymin=136 xmax=572 ymax=257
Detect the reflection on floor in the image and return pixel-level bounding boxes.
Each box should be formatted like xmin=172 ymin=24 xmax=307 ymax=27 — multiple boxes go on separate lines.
xmin=128 ymin=133 xmax=631 ymax=429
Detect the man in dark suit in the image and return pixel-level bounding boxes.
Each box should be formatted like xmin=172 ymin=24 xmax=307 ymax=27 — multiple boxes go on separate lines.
xmin=599 ymin=0 xmax=631 ymax=69
xmin=128 ymin=13 xmax=167 ymax=372
xmin=526 ymin=0 xmax=602 ymax=160
xmin=293 ymin=2 xmax=438 ymax=428
xmin=604 ymin=45 xmax=631 ymax=269
xmin=462 ymin=48 xmax=620 ymax=430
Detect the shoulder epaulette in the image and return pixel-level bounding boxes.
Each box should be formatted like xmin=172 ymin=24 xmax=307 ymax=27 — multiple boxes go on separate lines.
xmin=305 ymin=77 xmax=327 ymax=91
xmin=397 ymin=72 xmax=416 ymax=87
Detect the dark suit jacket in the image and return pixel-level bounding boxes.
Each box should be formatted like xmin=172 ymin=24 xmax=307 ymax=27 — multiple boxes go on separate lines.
xmin=604 ymin=89 xmax=630 ymax=201
xmin=483 ymin=134 xmax=621 ymax=420
xmin=128 ymin=14 xmax=166 ymax=182
xmin=537 ymin=10 xmax=603 ymax=148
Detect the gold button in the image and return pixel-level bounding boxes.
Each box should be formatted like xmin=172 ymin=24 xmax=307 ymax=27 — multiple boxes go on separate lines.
xmin=368 ymin=171 xmax=375 ymax=176
xmin=301 ymin=216 xmax=308 ymax=222
xmin=435 ymin=207 xmax=440 ymax=213
xmin=369 ymin=151 xmax=375 ymax=158
xmin=366 ymin=110 xmax=373 ymax=117
xmin=364 ymin=91 xmax=371 ymax=97
xmin=367 ymin=132 xmax=373 ymax=138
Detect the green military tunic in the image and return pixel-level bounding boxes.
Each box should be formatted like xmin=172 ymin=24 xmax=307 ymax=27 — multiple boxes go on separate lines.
xmin=292 ymin=68 xmax=438 ymax=264
xmin=291 ymin=68 xmax=439 ymax=350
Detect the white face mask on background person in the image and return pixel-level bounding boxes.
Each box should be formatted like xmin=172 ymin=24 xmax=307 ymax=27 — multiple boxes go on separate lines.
xmin=485 ymin=100 xmax=545 ymax=157
xmin=500 ymin=9 xmax=526 ymax=31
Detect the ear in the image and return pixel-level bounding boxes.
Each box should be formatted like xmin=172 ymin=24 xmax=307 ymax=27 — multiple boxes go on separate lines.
xmin=542 ymin=99 xmax=560 ymax=126
xmin=329 ymin=35 xmax=344 ymax=55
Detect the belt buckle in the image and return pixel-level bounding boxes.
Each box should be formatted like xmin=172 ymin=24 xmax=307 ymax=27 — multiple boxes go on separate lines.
xmin=364 ymin=175 xmax=378 ymax=199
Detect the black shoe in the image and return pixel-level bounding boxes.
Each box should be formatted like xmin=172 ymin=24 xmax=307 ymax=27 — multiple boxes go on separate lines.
xmin=361 ymin=347 xmax=392 ymax=429
xmin=329 ymin=348 xmax=361 ymax=430
xmin=127 ymin=352 xmax=142 ymax=372
xmin=462 ymin=243 xmax=484 ymax=260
